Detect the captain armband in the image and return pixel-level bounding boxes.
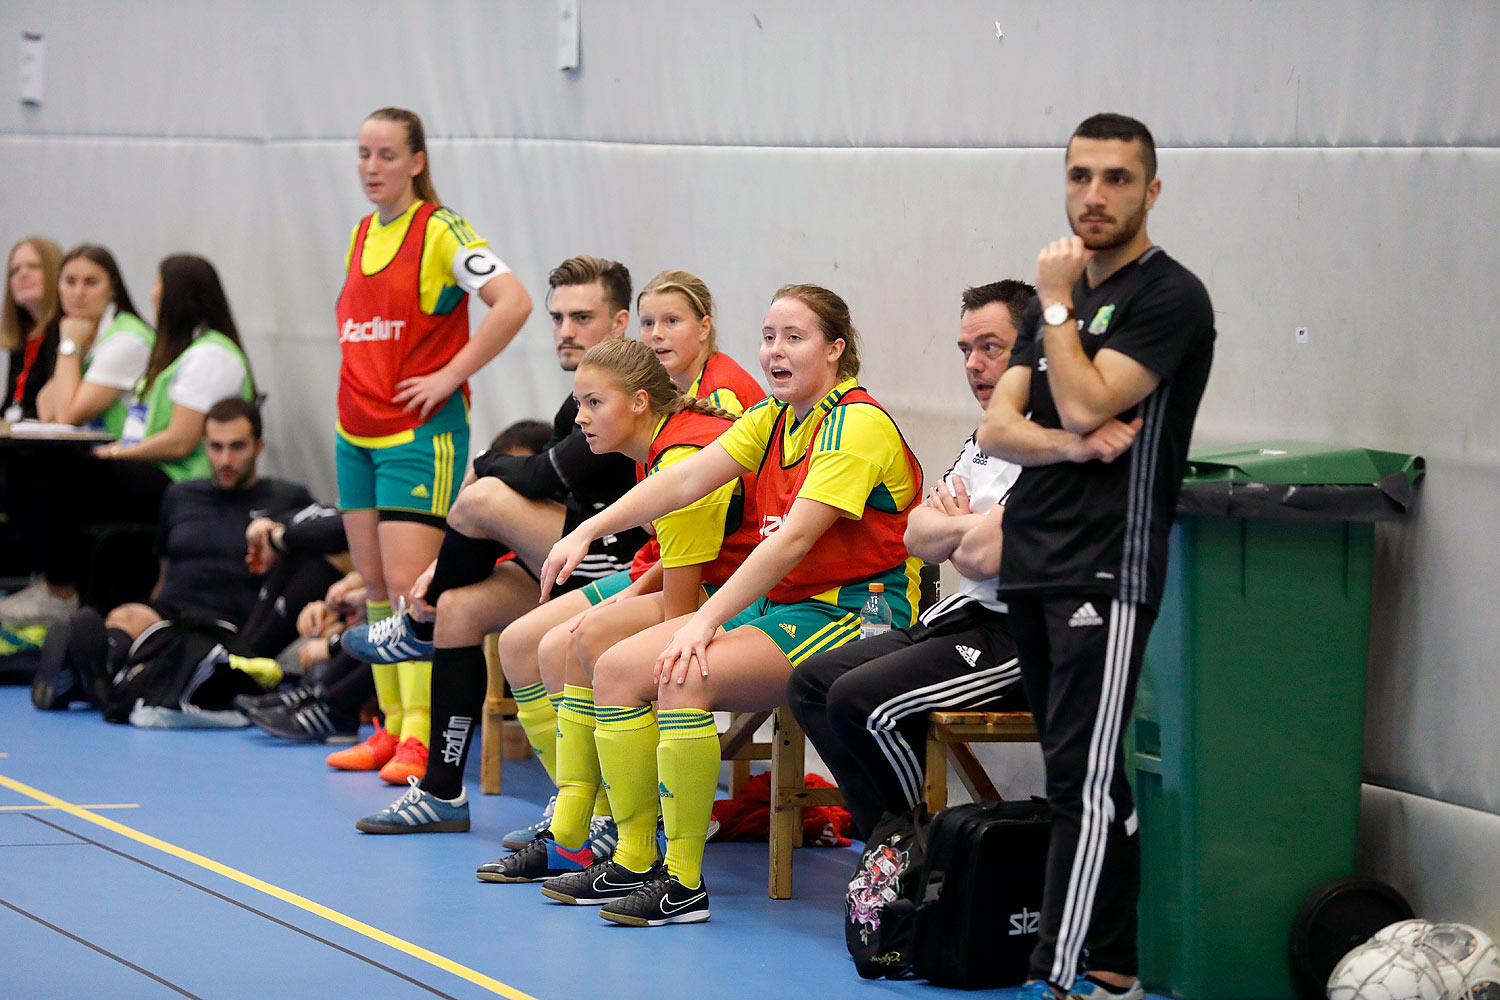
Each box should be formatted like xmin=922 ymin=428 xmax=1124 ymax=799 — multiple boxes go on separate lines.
xmin=451 ymin=245 xmax=512 ymax=296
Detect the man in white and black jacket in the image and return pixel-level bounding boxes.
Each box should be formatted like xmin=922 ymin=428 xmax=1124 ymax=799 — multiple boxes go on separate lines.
xmin=787 ymin=278 xmax=1034 ymax=838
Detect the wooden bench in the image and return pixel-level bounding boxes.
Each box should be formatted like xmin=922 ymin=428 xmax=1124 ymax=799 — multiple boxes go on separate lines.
xmin=922 ymin=710 xmax=1039 ymax=811
xmin=720 ymin=705 xmax=843 ymax=899
xmin=479 ymin=633 xmax=523 ymax=796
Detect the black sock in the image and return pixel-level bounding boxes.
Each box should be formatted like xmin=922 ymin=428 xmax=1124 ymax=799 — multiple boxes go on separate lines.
xmin=425 ymin=528 xmax=507 ymax=608
xmin=419 ymin=644 xmax=489 ymax=801
xmin=321 ymin=653 xmax=376 ymax=717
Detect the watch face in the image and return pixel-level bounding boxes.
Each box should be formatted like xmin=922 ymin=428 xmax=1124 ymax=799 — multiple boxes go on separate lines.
xmin=1043 ymin=303 xmax=1070 ymax=326
xmin=58 ymin=340 xmax=77 ymax=356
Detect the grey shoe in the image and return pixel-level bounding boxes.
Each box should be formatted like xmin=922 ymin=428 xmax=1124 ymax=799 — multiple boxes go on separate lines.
xmin=0 ymin=581 xmax=79 ymax=625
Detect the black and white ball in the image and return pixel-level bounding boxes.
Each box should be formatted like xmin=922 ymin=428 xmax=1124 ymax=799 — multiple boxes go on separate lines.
xmin=1327 ymin=938 xmax=1447 ymax=1000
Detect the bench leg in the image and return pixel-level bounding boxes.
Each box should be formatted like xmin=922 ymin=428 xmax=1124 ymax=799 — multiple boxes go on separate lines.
xmin=768 ymin=706 xmax=805 ymax=899
xmin=924 ymin=732 xmax=949 ymax=812
xmin=480 ymin=635 xmax=504 ymax=796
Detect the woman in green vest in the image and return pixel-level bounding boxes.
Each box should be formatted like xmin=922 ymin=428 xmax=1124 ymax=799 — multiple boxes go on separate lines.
xmin=100 ymin=253 xmax=255 ymax=480
xmin=0 ymin=254 xmax=255 ymax=626
xmin=36 ymin=244 xmax=154 ymax=435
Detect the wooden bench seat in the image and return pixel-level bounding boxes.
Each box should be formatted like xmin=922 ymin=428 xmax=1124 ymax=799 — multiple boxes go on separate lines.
xmin=923 ymin=710 xmax=1038 ymax=812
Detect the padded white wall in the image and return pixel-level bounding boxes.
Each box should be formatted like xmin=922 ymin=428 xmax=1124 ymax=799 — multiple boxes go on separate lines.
xmin=3 ymin=0 xmax=1497 ymax=928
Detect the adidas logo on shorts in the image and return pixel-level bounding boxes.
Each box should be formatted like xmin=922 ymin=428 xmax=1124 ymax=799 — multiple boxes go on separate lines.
xmin=1068 ymin=601 xmax=1104 ymax=628
xmin=658 ymin=781 xmax=675 ymax=799
xmin=410 ymin=483 xmax=430 ymax=499
xmin=955 ymin=645 xmax=981 ymax=668
xmin=779 ymin=623 xmax=797 ymax=637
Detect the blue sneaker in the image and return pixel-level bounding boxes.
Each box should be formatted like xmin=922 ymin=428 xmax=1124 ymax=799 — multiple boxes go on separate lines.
xmin=355 ymin=776 xmax=470 ymax=834
xmin=500 ymin=795 xmax=557 ymax=851
xmin=341 ymin=603 xmax=433 ymax=664
xmin=1067 ymin=976 xmax=1144 ymax=1000
xmin=1018 ymin=982 xmax=1063 ymax=1000
xmin=476 ymin=831 xmax=595 ymax=882
xmin=588 ymin=815 xmax=619 ymax=860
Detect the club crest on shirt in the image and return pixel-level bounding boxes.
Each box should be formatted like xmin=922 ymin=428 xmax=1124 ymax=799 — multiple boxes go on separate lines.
xmin=1088 ymin=305 xmax=1115 ymax=335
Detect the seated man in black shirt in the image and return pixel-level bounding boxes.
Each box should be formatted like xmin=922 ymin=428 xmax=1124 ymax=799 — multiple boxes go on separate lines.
xmin=100 ymin=396 xmax=314 ymax=670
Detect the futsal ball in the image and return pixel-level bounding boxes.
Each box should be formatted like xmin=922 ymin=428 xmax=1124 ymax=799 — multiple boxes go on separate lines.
xmin=1327 ymin=939 xmax=1447 ymax=1000
xmin=1416 ymin=922 xmax=1498 ymax=990
xmin=1458 ymin=981 xmax=1500 ymax=1000
xmin=1374 ymin=920 xmax=1434 ymax=949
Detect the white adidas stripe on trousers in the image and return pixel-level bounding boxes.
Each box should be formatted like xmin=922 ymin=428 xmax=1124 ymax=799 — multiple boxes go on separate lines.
xmin=1050 ymin=598 xmax=1137 ymax=986
xmin=865 ymin=654 xmax=1023 ymax=813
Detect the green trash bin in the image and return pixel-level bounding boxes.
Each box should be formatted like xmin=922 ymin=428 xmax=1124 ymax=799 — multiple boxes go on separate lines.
xmin=1132 ymin=440 xmax=1424 ymax=1000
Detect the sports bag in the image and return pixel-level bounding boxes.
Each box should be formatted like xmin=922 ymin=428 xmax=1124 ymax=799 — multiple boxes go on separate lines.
xmin=844 ymin=806 xmax=931 ymax=979
xmin=911 ymin=797 xmax=1051 ymax=989
xmin=102 ymin=616 xmax=252 ymax=724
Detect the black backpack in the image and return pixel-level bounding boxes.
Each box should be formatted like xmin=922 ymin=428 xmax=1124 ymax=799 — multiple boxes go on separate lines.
xmin=911 ymin=797 xmax=1052 ymax=989
xmin=102 ymin=616 xmax=252 ymax=724
xmin=844 ymin=807 xmax=931 ymax=979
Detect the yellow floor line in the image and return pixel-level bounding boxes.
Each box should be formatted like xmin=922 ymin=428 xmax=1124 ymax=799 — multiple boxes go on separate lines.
xmin=0 ymin=772 xmax=537 ymax=1000
xmin=0 ymin=803 xmax=139 ymax=811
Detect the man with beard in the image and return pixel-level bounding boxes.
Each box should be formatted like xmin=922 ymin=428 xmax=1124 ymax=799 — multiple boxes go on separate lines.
xmin=977 ymin=114 xmax=1216 ymax=1000
xmin=786 ymin=278 xmax=1033 ymax=838
xmin=99 ymin=396 xmax=315 ymax=663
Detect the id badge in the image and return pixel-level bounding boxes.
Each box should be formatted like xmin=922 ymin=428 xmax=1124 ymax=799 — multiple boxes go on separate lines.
xmin=120 ymin=402 xmax=148 ymax=445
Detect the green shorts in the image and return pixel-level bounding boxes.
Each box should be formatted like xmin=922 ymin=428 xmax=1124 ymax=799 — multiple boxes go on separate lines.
xmin=718 ymin=562 xmax=917 ymax=666
xmin=581 ymin=570 xmax=635 ymax=605
xmin=336 ymin=393 xmax=469 ymax=526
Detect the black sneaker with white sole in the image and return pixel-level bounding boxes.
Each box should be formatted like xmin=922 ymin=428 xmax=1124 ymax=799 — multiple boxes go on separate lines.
xmin=246 ymin=698 xmax=358 ymax=743
xmin=598 ymin=874 xmax=710 ymax=926
xmin=233 ymin=684 xmax=318 ymax=714
xmin=541 ymin=859 xmax=664 ymax=905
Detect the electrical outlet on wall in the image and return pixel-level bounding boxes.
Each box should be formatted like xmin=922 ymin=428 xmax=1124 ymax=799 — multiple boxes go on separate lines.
xmin=20 ymin=33 xmax=44 ymax=105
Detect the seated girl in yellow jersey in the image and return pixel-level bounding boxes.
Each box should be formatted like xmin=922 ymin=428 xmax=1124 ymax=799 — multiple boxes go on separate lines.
xmin=483 ymin=270 xmax=764 ymax=848
xmin=538 ymin=285 xmax=923 ymax=925
xmin=477 ymin=336 xmax=756 ymax=884
xmin=334 ymin=107 xmax=530 ymax=785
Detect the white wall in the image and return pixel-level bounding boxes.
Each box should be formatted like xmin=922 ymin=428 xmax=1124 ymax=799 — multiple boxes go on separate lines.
xmin=3 ymin=0 xmax=1497 ymax=929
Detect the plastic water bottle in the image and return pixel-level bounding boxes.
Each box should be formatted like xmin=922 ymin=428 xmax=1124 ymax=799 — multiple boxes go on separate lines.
xmin=860 ymin=583 xmax=892 ymax=640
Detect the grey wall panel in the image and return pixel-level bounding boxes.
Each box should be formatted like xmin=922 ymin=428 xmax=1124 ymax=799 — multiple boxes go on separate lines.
xmin=4 ymin=3 xmax=1499 ymax=147
xmin=1361 ymin=784 xmax=1500 ymax=932
xmin=1365 ymin=460 xmax=1500 ymax=814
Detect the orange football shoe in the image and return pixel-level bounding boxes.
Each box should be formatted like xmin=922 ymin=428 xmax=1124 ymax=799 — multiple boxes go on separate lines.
xmin=378 ymin=736 xmax=429 ymax=785
xmin=326 ymin=720 xmax=399 ymax=771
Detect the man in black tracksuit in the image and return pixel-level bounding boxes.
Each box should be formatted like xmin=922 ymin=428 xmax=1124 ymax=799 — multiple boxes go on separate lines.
xmin=977 ymin=114 xmax=1215 ymax=1000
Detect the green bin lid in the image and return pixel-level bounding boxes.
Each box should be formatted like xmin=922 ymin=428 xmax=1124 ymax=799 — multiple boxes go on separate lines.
xmin=1184 ymin=440 xmax=1425 ymax=487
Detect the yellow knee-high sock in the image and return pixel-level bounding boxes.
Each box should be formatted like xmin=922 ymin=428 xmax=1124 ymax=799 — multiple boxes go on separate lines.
xmin=366 ymin=600 xmax=402 ymax=734
xmin=550 ymin=684 xmax=600 ymax=851
xmin=655 ymin=708 xmax=720 ymax=889
xmin=396 ymin=660 xmax=431 ymax=746
xmin=512 ymin=681 xmax=559 ymax=785
xmin=594 ymin=705 xmax=660 ymax=874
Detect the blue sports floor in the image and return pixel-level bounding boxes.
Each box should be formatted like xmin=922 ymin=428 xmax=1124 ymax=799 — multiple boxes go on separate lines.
xmin=0 ymin=686 xmax=1168 ymax=999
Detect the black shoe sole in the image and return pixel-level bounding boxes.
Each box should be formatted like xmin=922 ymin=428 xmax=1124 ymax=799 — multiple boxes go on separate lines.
xmin=598 ymin=906 xmax=710 ymax=926
xmin=356 ymin=818 xmax=470 ymax=834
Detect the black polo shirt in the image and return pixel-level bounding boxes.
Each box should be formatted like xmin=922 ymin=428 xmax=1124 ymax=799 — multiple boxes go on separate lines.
xmin=997 ymin=247 xmax=1215 ymax=610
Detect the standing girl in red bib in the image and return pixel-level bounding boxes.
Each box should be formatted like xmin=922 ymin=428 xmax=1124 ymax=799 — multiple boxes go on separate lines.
xmin=334 ymin=107 xmax=531 ymax=782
